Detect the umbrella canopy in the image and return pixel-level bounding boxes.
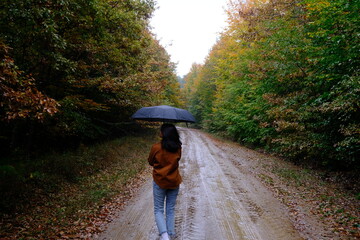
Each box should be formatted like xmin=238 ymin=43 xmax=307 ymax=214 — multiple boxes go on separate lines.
xmin=131 ymin=105 xmax=196 ymax=123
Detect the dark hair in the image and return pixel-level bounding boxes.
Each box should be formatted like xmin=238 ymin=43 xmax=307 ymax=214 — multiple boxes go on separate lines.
xmin=161 ymin=123 xmax=182 ymax=152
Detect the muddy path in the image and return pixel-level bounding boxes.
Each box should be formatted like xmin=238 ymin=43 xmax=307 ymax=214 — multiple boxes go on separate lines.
xmin=97 ymin=128 xmax=319 ymax=240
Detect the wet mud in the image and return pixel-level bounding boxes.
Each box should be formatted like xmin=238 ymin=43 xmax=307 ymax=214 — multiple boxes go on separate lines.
xmin=98 ymin=128 xmax=306 ymax=240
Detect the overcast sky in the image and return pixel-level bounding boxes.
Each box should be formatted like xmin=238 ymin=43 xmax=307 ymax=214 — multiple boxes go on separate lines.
xmin=150 ymin=0 xmax=229 ymax=77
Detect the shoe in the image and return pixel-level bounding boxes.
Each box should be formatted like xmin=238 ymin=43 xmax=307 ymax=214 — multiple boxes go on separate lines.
xmin=160 ymin=232 xmax=170 ymax=240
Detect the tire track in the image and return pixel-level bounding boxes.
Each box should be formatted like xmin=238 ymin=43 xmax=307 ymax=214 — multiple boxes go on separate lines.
xmin=176 ymin=128 xmax=302 ymax=240
xmin=177 ymin=129 xmax=260 ymax=240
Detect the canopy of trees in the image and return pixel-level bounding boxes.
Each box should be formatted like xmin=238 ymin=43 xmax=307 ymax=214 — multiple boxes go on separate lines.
xmin=182 ymin=0 xmax=359 ymax=170
xmin=0 ymin=0 xmax=180 ymax=155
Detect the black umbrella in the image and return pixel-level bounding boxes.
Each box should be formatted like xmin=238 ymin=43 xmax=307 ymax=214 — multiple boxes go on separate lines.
xmin=131 ymin=105 xmax=196 ymax=123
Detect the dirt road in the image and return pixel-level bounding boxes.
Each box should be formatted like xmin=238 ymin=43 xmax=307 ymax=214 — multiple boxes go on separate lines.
xmin=98 ymin=128 xmax=309 ymax=240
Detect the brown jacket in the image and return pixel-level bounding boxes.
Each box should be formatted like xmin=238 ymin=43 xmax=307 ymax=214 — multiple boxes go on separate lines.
xmin=148 ymin=142 xmax=182 ymax=189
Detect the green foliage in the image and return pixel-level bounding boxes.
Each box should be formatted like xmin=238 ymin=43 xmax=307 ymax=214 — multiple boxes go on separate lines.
xmin=183 ymin=0 xmax=359 ymax=170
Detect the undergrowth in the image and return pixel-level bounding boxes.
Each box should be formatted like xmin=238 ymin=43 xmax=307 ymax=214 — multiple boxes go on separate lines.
xmin=265 ymin=158 xmax=360 ymax=238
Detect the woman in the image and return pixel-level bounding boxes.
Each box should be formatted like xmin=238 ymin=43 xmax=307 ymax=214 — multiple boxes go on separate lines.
xmin=148 ymin=123 xmax=182 ymax=240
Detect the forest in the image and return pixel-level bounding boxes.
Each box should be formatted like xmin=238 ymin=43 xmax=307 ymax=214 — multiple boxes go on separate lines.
xmin=0 ymin=0 xmax=180 ymax=213
xmin=182 ymin=0 xmax=359 ymax=171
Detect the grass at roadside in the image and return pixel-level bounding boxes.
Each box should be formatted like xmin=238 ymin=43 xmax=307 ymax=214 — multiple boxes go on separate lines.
xmin=0 ymin=128 xmax=158 ymax=239
xmin=257 ymin=158 xmax=360 ymax=238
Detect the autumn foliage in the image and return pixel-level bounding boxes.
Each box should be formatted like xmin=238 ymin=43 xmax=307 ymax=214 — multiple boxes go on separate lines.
xmin=182 ymin=0 xmax=359 ymax=170
xmin=1 ymin=43 xmax=59 ymax=121
xmin=0 ymin=0 xmax=180 ymax=154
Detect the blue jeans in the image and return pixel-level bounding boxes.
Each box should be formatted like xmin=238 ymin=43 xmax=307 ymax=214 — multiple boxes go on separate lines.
xmin=153 ymin=181 xmax=180 ymax=236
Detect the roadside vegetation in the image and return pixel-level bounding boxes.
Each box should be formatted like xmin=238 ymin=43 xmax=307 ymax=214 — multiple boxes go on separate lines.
xmin=182 ymin=0 xmax=359 ymax=172
xmin=254 ymin=150 xmax=360 ymax=238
